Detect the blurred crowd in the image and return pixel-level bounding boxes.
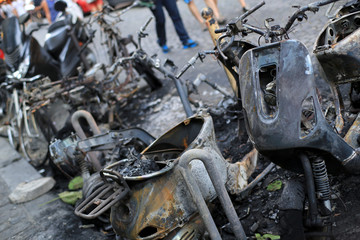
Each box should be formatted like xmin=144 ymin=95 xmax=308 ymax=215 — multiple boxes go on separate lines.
xmin=0 ymin=0 xmax=103 ymax=24
xmin=0 ymin=0 xmax=249 ymax=53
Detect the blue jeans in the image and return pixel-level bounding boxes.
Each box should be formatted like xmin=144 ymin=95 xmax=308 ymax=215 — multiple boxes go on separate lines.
xmin=151 ymin=0 xmax=190 ymax=46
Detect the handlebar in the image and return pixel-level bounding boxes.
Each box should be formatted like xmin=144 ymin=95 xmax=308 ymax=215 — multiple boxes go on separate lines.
xmin=179 ymin=0 xmax=341 ymax=78
xmin=219 ymin=0 xmax=340 ymax=39
xmin=284 ymin=0 xmax=340 ymax=32
xmin=217 ymin=1 xmax=265 ymax=35
xmin=176 ymin=50 xmax=216 ymax=79
xmin=140 ymin=16 xmax=153 ymax=33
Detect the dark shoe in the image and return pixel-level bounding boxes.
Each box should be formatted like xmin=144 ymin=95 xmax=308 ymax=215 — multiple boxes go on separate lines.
xmin=161 ymin=45 xmax=170 ymax=53
xmin=216 ymin=17 xmax=227 ymax=25
xmin=183 ymin=39 xmax=198 ymax=49
xmin=243 ymin=7 xmax=249 ymax=12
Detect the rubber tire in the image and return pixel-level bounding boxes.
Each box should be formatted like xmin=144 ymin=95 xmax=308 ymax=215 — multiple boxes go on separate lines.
xmin=19 ymin=114 xmax=49 ymax=168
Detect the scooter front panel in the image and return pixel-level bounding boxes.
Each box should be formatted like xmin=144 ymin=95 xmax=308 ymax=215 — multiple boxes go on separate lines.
xmin=239 ymin=40 xmax=356 ymax=172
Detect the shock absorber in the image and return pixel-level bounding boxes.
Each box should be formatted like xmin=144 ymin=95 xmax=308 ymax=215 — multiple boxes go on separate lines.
xmin=311 ymin=157 xmax=332 ymax=215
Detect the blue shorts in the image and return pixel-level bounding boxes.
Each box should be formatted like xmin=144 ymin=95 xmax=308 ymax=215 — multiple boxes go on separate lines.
xmin=184 ymin=0 xmax=192 ymax=4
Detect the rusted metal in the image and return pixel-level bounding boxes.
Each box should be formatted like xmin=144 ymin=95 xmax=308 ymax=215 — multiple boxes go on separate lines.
xmin=76 ymin=128 xmax=155 ymax=152
xmin=71 ymin=110 xmax=102 ymax=171
xmin=164 ymin=215 xmax=205 ymax=239
xmin=239 ymin=40 xmax=360 ymax=173
xmin=329 ymin=83 xmax=345 ymax=133
xmin=49 ymin=134 xmax=80 ymax=178
xmin=178 ymin=149 xmax=247 ymax=240
xmin=108 ymin=111 xmax=256 ymax=239
xmin=314 ymin=10 xmax=360 ymax=85
xmin=202 ymin=7 xmax=239 ymax=96
xmin=75 ymin=170 xmax=130 ymax=219
xmin=344 ymin=113 xmax=360 ymax=149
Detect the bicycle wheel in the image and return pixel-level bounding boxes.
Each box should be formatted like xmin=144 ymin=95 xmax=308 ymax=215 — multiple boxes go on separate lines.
xmin=19 ymin=112 xmax=49 ymax=167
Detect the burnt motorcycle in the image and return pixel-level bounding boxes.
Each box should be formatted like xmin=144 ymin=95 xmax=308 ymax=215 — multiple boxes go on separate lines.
xmin=178 ymin=0 xmax=360 ymax=238
xmin=69 ymin=111 xmax=258 ymax=239
xmin=314 ymin=0 xmax=360 ymax=114
xmin=1 ymin=0 xmax=96 ymax=81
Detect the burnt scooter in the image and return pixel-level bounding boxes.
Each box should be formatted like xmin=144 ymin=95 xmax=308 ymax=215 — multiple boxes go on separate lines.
xmin=179 ymin=0 xmax=360 ymax=238
xmin=314 ymin=0 xmax=360 ymax=114
xmin=1 ymin=0 xmax=96 ymax=81
xmin=220 ymin=1 xmax=360 ymax=239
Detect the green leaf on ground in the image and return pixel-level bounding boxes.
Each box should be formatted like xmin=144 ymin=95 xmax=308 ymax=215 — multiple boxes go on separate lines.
xmin=266 ymin=180 xmax=282 ymax=191
xmin=255 ymin=233 xmax=281 ymax=240
xmin=59 ymin=191 xmax=82 ymax=205
xmin=68 ymin=176 xmax=83 ymax=190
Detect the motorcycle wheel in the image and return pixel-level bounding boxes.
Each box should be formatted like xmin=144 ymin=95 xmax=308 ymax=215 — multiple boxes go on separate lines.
xmin=132 ymin=58 xmax=162 ymax=91
xmin=19 ymin=113 xmax=49 ymax=167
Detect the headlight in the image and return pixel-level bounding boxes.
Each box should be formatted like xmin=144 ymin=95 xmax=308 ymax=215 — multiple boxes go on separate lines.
xmin=18 ymin=55 xmax=30 ymax=78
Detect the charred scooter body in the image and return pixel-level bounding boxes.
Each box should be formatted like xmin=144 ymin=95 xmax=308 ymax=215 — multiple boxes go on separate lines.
xmin=239 ymin=39 xmax=360 ymax=238
xmin=314 ymin=0 xmax=360 ymax=110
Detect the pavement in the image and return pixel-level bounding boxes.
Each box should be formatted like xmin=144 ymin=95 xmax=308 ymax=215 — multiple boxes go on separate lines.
xmin=0 ymin=137 xmax=106 ymax=239
xmin=2 ymin=0 xmax=349 ymax=239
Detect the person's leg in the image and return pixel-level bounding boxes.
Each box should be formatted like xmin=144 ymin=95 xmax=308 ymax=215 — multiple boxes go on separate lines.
xmin=185 ymin=0 xmax=203 ymax=25
xmin=162 ymin=0 xmax=190 ymax=44
xmin=40 ymin=0 xmax=51 ymax=23
xmin=203 ymin=0 xmax=221 ymax=19
xmin=238 ymin=0 xmax=248 ymax=11
xmin=150 ymin=0 xmax=167 ymax=46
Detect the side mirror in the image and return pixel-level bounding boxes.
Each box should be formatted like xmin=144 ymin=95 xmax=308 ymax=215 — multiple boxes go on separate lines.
xmin=54 ymin=0 xmax=67 ymax=12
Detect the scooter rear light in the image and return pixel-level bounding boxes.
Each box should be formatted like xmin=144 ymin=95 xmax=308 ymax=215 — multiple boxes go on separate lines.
xmin=0 ymin=49 xmax=4 ymax=60
xmin=79 ymin=42 xmax=83 ymax=47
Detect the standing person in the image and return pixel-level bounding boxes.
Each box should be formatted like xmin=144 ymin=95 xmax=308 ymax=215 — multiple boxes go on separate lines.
xmin=1 ymin=0 xmax=16 ymax=18
xmin=33 ymin=0 xmax=56 ymax=23
xmin=44 ymin=0 xmax=58 ymax=22
xmin=150 ymin=0 xmax=198 ymax=53
xmin=11 ymin=0 xmax=26 ymax=17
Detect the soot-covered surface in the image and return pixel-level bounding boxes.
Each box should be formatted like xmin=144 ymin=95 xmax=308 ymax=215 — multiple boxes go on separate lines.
xmin=41 ymin=76 xmax=359 ymax=239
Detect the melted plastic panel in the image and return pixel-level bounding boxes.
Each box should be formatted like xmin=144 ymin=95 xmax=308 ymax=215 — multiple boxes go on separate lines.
xmin=144 ymin=118 xmax=204 ymax=153
xmin=240 ymin=40 xmax=356 ymax=172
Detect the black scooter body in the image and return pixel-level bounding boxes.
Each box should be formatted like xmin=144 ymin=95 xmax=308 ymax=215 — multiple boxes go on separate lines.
xmin=2 ymin=17 xmax=23 ymax=72
xmin=2 ymin=12 xmax=93 ymax=81
xmin=44 ymin=16 xmax=89 ymax=77
xmin=27 ymin=36 xmax=61 ymax=80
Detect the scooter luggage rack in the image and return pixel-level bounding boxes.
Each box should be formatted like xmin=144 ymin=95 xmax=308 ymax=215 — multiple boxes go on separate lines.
xmin=74 ymin=169 xmax=130 ymax=219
